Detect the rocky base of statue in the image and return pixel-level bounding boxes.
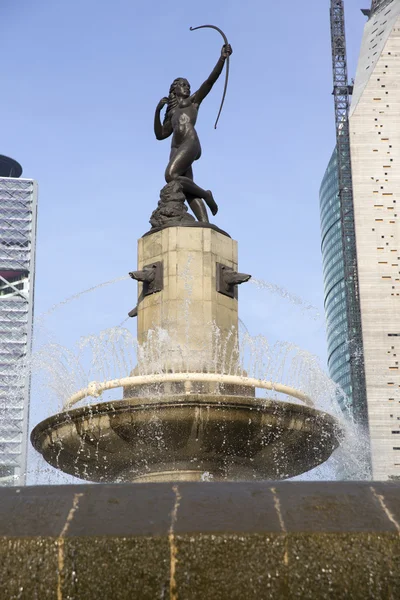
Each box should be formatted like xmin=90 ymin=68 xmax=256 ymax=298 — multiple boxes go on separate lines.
xmin=149 ymin=181 xmax=196 ymax=229
xmin=147 ymin=180 xmax=230 ymax=237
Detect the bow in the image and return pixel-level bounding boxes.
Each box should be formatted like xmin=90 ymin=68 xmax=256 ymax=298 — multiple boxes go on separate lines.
xmin=190 ymin=24 xmax=230 ymax=129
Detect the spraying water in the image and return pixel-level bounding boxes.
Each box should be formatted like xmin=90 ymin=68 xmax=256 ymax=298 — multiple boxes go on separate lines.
xmin=249 ymin=277 xmax=321 ymax=321
xmin=26 ymin=320 xmax=370 ymax=482
xmin=24 ymin=273 xmax=370 ymax=484
xmin=38 ymin=275 xmax=130 ymax=321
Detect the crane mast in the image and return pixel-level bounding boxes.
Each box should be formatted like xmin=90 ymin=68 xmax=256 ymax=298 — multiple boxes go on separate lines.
xmin=329 ymin=0 xmax=368 ymax=427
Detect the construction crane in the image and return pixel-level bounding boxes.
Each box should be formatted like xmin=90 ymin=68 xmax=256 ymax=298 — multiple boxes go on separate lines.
xmin=329 ymin=0 xmax=369 ymax=428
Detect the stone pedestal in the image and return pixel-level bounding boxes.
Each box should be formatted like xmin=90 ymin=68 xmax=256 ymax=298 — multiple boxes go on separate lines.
xmin=136 ymin=227 xmax=239 ymax=374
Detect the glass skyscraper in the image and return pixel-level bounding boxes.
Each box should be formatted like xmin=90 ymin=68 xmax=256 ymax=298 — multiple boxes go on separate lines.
xmin=319 ymin=149 xmax=352 ymax=412
xmin=0 ymin=156 xmax=37 ymax=486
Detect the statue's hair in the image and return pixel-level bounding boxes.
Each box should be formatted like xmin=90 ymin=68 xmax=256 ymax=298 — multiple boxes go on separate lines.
xmin=163 ymin=78 xmax=190 ymax=125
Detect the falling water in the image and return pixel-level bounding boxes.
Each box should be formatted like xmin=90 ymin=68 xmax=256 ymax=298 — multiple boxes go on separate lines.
xmin=24 ymin=273 xmax=370 ymax=483
xmin=38 ymin=275 xmax=130 ymax=321
xmin=238 ymin=318 xmax=250 ymax=334
xmin=249 ymin=277 xmax=321 ymax=320
xmin=30 ymin=324 xmax=338 ymax=408
xmin=26 ymin=320 xmax=371 ymax=480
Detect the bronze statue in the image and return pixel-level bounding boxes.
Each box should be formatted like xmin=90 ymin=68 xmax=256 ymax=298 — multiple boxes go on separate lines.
xmin=154 ymin=30 xmax=232 ymax=223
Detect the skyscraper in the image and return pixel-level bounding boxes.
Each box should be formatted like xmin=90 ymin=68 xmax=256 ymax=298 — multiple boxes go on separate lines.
xmin=0 ymin=156 xmax=37 ymax=486
xmin=321 ymin=0 xmax=369 ymax=435
xmin=320 ymin=149 xmax=354 ymax=412
xmin=321 ymin=0 xmax=400 ymax=480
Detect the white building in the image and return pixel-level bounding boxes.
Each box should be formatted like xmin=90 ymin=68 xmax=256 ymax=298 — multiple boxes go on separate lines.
xmin=349 ymin=0 xmax=400 ymax=479
xmin=0 ymin=156 xmax=37 ymax=486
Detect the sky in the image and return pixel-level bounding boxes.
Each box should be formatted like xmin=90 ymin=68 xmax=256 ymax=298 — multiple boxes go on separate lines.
xmin=1 ymin=0 xmax=371 ymax=479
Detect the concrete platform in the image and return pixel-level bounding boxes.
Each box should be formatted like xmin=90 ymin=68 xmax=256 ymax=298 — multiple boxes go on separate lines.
xmin=0 ymin=481 xmax=399 ymax=599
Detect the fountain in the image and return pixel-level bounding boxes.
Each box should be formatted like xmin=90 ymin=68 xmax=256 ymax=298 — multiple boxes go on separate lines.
xmin=31 ymin=31 xmax=341 ymax=485
xmin=2 ymin=27 xmax=398 ymax=600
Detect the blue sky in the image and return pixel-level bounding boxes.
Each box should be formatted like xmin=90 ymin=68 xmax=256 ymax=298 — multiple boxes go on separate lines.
xmin=1 ymin=0 xmax=369 ymax=447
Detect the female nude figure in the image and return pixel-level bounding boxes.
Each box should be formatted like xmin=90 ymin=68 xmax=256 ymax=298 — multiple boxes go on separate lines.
xmin=154 ymin=43 xmax=232 ymax=222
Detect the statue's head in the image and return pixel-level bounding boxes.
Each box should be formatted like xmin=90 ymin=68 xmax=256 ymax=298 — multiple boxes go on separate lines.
xmin=163 ymin=78 xmax=191 ymax=124
xmin=170 ymin=78 xmax=191 ymax=99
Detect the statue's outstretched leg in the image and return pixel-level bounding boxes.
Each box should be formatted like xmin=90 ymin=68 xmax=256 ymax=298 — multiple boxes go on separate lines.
xmin=186 ymin=193 xmax=209 ymax=222
xmin=165 ymin=152 xmax=218 ymax=218
xmin=180 ymin=167 xmax=208 ymax=222
xmin=178 ymin=177 xmax=218 ymax=216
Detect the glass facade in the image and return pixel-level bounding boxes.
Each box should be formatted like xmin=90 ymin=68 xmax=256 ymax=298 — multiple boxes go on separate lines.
xmin=0 ymin=177 xmax=37 ymax=486
xmin=320 ymin=149 xmax=352 ymax=411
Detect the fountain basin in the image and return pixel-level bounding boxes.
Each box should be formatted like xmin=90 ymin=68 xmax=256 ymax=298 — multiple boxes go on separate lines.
xmin=31 ymin=395 xmax=342 ymax=482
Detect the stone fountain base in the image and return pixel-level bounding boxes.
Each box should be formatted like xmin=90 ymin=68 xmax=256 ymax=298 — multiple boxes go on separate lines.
xmin=0 ymin=482 xmax=399 ymax=599
xmin=31 ymin=395 xmax=341 ymax=483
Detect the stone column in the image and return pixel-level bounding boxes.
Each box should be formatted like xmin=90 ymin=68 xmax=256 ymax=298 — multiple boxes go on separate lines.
xmin=136 ymin=226 xmax=239 ymax=374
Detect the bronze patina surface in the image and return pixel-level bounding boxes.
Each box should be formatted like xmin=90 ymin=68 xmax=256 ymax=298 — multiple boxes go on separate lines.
xmin=153 ymin=32 xmax=231 ymax=225
xmin=31 ymin=395 xmax=342 ymax=483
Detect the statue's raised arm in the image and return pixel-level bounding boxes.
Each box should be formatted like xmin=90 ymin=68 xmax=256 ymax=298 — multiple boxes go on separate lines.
xmin=189 ymin=24 xmax=231 ymax=129
xmin=191 ymin=44 xmax=232 ymax=108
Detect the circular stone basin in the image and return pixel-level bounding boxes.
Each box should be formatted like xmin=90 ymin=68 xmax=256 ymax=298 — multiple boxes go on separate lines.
xmin=31 ymin=395 xmax=343 ymax=482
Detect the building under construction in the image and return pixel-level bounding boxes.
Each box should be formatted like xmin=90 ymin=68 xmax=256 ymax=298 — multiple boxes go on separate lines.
xmin=320 ymin=0 xmax=400 ymax=480
xmin=0 ymin=156 xmax=37 ymax=486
